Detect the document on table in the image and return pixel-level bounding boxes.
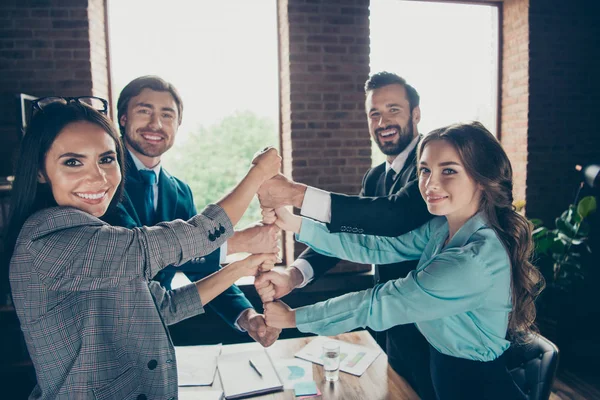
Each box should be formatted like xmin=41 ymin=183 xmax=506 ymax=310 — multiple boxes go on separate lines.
xmin=178 ymin=389 xmax=224 ymax=400
xmin=272 ymin=358 xmax=313 ymax=389
xmin=295 ymin=336 xmax=381 ymax=376
xmin=217 ymin=349 xmax=283 ymax=399
xmin=176 ymin=344 xmax=222 ymax=386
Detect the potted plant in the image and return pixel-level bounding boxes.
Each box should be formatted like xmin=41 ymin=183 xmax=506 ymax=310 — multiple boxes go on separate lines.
xmin=530 ymin=195 xmax=596 ymax=356
xmin=531 ymin=195 xmax=596 ymax=291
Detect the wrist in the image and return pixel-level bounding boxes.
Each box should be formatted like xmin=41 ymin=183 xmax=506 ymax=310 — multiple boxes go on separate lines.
xmin=291 ymin=183 xmax=308 ymax=209
xmin=248 ymin=164 xmax=270 ymax=186
xmin=227 ymin=232 xmax=240 ymax=255
xmin=288 ymin=266 xmax=303 ymax=288
xmin=237 ymin=308 xmax=256 ymax=330
xmin=290 ymin=309 xmax=297 ymax=328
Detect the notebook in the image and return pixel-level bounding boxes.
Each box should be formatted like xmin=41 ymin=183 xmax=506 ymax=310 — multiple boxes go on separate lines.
xmin=217 ymin=349 xmax=283 ymax=399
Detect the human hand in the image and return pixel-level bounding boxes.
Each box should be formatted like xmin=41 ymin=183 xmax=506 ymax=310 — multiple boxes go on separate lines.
xmin=273 ymin=207 xmax=302 ymax=233
xmin=257 ymin=174 xmax=307 ymax=209
xmin=237 ymin=309 xmax=281 ymax=347
xmin=251 ymin=147 xmax=282 ymax=181
xmin=254 ymin=266 xmax=303 ymax=302
xmin=264 ymin=301 xmax=297 ymax=329
xmin=231 ymin=253 xmax=279 ymax=277
xmin=228 ymin=222 xmax=280 ymax=255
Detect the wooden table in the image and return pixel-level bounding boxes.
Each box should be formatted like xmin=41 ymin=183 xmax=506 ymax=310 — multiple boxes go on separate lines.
xmin=179 ymin=330 xmax=420 ymax=399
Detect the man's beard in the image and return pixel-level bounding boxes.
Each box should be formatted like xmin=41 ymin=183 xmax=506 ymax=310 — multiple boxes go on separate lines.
xmin=374 ymin=120 xmax=415 ymax=156
xmin=125 ymin=130 xmax=172 ymax=158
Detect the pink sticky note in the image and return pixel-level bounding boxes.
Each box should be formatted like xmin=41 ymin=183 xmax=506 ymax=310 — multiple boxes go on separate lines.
xmin=298 ymin=387 xmax=322 ymax=399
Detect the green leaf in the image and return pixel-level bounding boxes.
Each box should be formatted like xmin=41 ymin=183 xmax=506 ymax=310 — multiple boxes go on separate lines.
xmin=578 ymin=196 xmax=597 ymax=219
xmin=532 ymin=226 xmax=549 ymax=238
xmin=529 ymin=218 xmax=544 ymax=228
xmin=550 ymin=239 xmax=566 ymax=254
xmin=534 ymin=235 xmax=554 ymax=253
xmin=556 ymin=218 xmax=577 ymax=238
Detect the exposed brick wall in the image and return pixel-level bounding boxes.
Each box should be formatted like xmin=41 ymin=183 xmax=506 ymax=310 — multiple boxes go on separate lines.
xmin=526 ymin=0 xmax=600 ymax=223
xmin=278 ymin=0 xmax=371 ymax=262
xmin=0 ymin=0 xmax=110 ymax=177
xmin=501 ymin=0 xmax=529 ymax=206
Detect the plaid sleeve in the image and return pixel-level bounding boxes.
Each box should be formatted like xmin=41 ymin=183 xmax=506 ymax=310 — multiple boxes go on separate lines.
xmin=148 ymin=281 xmax=204 ymax=325
xmin=23 ymin=205 xmax=233 ymax=292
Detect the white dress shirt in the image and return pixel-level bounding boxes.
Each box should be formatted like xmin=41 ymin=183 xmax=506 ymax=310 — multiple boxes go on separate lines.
xmin=290 ymin=135 xmax=420 ymax=286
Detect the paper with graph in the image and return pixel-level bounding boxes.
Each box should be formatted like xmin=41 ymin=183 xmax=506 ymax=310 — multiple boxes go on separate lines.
xmin=272 ymin=358 xmax=314 ymax=389
xmin=294 ymin=336 xmax=381 ymax=376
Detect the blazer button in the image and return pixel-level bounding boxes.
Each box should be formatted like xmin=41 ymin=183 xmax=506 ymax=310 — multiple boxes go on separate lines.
xmin=208 ymin=233 xmax=215 ymax=242
xmin=137 ymin=395 xmax=147 ymax=400
xmin=147 ymin=359 xmax=157 ymax=370
xmin=214 ymin=229 xmax=221 ymax=238
xmin=219 ymin=225 xmax=225 ymax=234
xmin=358 ymin=229 xmax=364 ymax=234
xmin=199 ymin=257 xmax=206 ymax=264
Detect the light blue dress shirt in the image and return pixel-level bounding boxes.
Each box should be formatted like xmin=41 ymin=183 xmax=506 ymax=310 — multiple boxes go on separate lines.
xmin=295 ymin=213 xmax=513 ymax=362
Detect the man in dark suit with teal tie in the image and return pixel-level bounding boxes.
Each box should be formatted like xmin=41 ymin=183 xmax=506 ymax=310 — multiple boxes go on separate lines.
xmin=104 ymin=76 xmax=281 ymax=347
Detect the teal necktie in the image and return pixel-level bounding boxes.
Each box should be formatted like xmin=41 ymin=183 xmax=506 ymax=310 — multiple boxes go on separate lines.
xmin=139 ymin=170 xmax=156 ymax=226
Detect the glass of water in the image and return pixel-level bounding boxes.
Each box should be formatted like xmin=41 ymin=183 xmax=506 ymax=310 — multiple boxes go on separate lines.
xmin=322 ymin=341 xmax=341 ymax=382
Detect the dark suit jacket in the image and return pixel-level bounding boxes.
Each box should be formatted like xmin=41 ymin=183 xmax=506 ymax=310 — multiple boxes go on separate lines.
xmin=298 ymin=141 xmax=421 ymax=282
xmin=103 ymin=152 xmax=253 ymax=328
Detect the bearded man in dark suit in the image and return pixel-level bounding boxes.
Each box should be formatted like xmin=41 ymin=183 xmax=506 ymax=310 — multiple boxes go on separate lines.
xmin=254 ymin=72 xmax=435 ymax=399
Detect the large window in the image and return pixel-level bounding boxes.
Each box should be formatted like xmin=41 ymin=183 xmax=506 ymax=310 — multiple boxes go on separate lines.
xmin=108 ymin=0 xmax=279 ymax=228
xmin=370 ymin=0 xmax=499 ymax=166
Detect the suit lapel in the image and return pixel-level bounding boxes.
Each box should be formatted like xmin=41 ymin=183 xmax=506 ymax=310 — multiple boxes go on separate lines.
xmin=389 ymin=137 xmax=420 ymax=194
xmin=123 ymin=152 xmax=146 ymax=225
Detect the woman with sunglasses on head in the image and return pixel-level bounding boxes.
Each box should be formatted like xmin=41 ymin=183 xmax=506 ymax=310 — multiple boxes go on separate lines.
xmin=6 ymin=99 xmax=281 ymax=400
xmin=263 ymin=122 xmax=544 ymax=400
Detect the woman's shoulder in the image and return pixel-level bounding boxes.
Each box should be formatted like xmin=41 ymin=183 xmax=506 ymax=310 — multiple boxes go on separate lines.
xmin=464 ymin=224 xmax=510 ymax=267
xmin=22 ymin=207 xmax=106 ymax=238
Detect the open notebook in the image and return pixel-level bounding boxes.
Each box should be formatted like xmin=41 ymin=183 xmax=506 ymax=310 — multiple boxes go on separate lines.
xmin=217 ymin=349 xmax=283 ymax=399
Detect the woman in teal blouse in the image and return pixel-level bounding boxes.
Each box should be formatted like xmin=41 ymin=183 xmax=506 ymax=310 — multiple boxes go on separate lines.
xmin=263 ymin=122 xmax=545 ymax=399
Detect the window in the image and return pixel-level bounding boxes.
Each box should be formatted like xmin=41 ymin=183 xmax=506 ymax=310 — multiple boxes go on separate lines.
xmin=108 ymin=0 xmax=279 ymax=228
xmin=370 ymin=0 xmax=499 ymax=166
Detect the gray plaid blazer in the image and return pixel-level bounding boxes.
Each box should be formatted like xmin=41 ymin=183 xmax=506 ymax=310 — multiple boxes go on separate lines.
xmin=9 ymin=204 xmax=232 ymax=400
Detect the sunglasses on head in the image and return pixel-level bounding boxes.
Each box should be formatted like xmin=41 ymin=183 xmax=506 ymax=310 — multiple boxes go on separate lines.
xmin=32 ymin=96 xmax=109 ymax=115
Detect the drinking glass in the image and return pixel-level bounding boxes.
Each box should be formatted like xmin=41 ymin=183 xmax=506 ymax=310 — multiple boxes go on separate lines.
xmin=322 ymin=341 xmax=340 ymax=382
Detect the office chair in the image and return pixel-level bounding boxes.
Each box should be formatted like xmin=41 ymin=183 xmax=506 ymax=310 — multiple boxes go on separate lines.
xmin=505 ymin=333 xmax=560 ymax=400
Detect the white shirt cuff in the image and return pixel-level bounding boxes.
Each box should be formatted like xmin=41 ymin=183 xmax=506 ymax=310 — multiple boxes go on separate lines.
xmin=290 ymin=259 xmax=314 ymax=288
xmin=233 ymin=308 xmax=252 ymax=332
xmin=300 ymin=186 xmax=332 ymax=223
xmin=220 ymin=243 xmax=228 ymax=263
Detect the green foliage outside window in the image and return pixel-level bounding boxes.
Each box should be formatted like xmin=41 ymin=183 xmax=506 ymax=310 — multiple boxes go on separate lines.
xmin=162 ymin=111 xmax=278 ymax=228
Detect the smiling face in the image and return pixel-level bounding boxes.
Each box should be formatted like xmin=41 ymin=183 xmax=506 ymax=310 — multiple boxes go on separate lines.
xmin=366 ymin=84 xmax=420 ymax=160
xmin=418 ymin=139 xmax=482 ymax=231
xmin=41 ymin=121 xmax=122 ymax=217
xmin=119 ymin=88 xmax=179 ymax=168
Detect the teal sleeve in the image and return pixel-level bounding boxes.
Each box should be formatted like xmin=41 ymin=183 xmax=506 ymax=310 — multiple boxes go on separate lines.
xmin=295 ymin=217 xmax=430 ymax=264
xmin=295 ymin=243 xmax=494 ymax=335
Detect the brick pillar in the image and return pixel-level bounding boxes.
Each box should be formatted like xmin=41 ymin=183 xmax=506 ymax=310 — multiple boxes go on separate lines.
xmin=278 ymin=0 xmax=371 ymax=264
xmin=501 ymin=0 xmax=529 ymax=207
xmin=0 ymin=0 xmax=110 ymax=176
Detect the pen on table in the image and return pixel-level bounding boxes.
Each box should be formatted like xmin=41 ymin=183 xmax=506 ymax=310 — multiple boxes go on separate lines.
xmin=249 ymin=358 xmax=263 ymax=378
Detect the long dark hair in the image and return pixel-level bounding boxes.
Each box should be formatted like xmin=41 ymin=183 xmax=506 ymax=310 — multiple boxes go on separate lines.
xmin=4 ymin=102 xmax=126 ymax=261
xmin=418 ymin=121 xmax=545 ymax=341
